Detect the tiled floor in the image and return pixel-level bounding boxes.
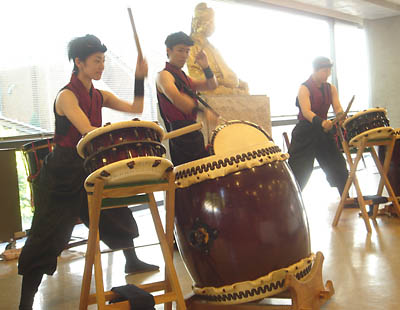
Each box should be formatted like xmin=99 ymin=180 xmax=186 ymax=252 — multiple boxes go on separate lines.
xmin=1 ymin=155 xmax=400 ymax=309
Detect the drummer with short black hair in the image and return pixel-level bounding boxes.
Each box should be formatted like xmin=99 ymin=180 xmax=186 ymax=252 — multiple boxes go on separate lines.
xmin=18 ymin=34 xmax=158 ymax=310
xmin=156 ymin=31 xmax=218 ymax=166
xmin=288 ymin=56 xmax=349 ymax=197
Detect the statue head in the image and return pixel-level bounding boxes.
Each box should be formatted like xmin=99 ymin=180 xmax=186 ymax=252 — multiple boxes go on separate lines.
xmin=191 ymin=3 xmax=215 ymax=37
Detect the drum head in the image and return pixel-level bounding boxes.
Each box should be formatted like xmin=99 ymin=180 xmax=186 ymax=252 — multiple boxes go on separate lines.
xmin=343 ymin=107 xmax=386 ymax=128
xmin=77 ymin=120 xmax=165 ymax=158
xmin=210 ymin=120 xmax=272 ymax=155
xmin=84 ymin=157 xmax=173 ymax=192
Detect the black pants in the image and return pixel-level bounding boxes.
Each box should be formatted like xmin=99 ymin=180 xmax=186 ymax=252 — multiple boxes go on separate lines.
xmin=168 ymin=120 xmax=209 ymax=166
xmin=288 ymin=120 xmax=348 ymax=194
xmin=18 ymin=145 xmax=139 ymax=276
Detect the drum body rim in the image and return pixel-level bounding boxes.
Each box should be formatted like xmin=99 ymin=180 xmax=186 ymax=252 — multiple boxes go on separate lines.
xmin=84 ymin=156 xmax=173 ymax=191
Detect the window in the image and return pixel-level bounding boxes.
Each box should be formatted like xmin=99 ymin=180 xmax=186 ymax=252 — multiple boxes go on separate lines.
xmin=334 ymin=22 xmax=369 ymax=112
xmin=0 ymin=0 xmax=369 ymax=139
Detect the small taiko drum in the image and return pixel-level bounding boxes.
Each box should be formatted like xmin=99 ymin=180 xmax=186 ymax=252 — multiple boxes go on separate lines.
xmin=343 ymin=107 xmax=393 ymax=146
xmin=22 ymin=138 xmax=54 ymax=182
xmin=77 ymin=120 xmax=173 ymax=190
xmin=174 ymin=120 xmax=313 ymax=305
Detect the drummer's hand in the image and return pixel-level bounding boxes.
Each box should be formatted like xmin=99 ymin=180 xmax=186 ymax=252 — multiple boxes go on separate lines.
xmin=322 ymin=119 xmax=333 ymax=131
xmin=204 ymin=108 xmax=219 ymax=128
xmin=336 ymin=112 xmax=345 ymax=126
xmin=195 ymin=50 xmax=209 ymax=69
xmin=135 ymin=56 xmax=148 ymax=79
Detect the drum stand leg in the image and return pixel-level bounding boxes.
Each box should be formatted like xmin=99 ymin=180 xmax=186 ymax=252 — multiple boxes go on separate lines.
xmin=185 ymin=252 xmax=333 ymax=310
xmin=369 ymin=136 xmax=400 ymax=219
xmin=79 ymin=172 xmax=186 ymax=310
xmin=333 ymin=137 xmax=372 ymax=232
xmin=332 ymin=135 xmax=400 ymax=232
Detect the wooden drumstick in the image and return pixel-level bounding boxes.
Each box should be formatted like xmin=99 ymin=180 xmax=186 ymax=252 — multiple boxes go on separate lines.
xmin=127 ymin=7 xmax=143 ymax=59
xmin=332 ymin=95 xmax=355 ymax=126
xmin=163 ymin=122 xmax=203 ymax=141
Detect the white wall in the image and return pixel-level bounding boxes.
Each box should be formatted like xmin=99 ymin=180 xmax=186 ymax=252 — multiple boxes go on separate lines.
xmin=365 ymin=16 xmax=400 ymax=128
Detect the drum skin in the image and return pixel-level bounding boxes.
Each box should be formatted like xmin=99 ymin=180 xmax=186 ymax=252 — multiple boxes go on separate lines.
xmin=174 ymin=160 xmax=311 ymax=289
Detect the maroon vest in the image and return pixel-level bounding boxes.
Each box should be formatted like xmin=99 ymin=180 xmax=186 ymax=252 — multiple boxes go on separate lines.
xmin=156 ymin=62 xmax=197 ymax=125
xmin=54 ymin=74 xmax=103 ymax=148
xmin=297 ymin=76 xmax=332 ymax=121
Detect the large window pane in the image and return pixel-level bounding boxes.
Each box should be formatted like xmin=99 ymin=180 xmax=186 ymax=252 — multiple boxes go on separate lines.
xmin=334 ymin=22 xmax=369 ymax=112
xmin=0 ymin=0 xmax=369 ymax=139
xmin=210 ymin=2 xmax=331 ymax=116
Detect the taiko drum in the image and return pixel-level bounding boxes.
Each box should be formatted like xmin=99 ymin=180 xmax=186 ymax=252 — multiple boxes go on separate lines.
xmin=173 ymin=121 xmax=313 ymax=304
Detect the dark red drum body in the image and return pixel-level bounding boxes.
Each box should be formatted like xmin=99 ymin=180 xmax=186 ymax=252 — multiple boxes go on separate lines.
xmin=173 ymin=121 xmax=312 ymax=304
xmin=77 ymin=120 xmax=166 ymax=174
xmin=83 ymin=141 xmax=165 ymax=174
xmin=343 ymin=108 xmax=391 ymax=146
xmin=22 ymin=138 xmax=54 ymax=181
xmin=80 ymin=124 xmax=163 ymax=158
xmin=77 ymin=120 xmax=173 ymax=190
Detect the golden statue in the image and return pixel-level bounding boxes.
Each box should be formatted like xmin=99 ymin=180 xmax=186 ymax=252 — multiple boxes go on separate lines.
xmin=187 ymin=2 xmax=249 ymax=95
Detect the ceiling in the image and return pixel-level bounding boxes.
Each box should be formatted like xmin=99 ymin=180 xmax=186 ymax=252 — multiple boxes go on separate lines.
xmin=256 ymin=0 xmax=400 ymax=24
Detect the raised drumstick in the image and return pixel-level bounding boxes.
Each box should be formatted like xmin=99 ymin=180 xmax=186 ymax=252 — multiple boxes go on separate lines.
xmin=127 ymin=7 xmax=143 ymax=59
xmin=163 ymin=122 xmax=203 ymax=141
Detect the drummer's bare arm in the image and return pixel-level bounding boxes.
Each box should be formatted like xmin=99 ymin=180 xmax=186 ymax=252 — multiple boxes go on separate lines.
xmin=191 ymin=50 xmax=217 ymax=91
xmin=101 ymin=90 xmax=144 ymax=114
xmin=101 ymin=57 xmax=147 ymax=114
xmin=55 ymin=90 xmax=97 ymax=134
xmin=156 ymin=71 xmax=197 ymax=115
xmin=298 ymin=85 xmax=332 ymax=131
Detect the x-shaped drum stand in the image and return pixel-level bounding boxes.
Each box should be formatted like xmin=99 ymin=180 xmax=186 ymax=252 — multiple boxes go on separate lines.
xmin=332 ymin=127 xmax=400 ymax=232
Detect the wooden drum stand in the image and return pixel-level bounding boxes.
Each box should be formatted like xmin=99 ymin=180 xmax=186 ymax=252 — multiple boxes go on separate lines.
xmin=79 ymin=171 xmax=186 ymax=310
xmin=185 ymin=252 xmax=334 ymax=310
xmin=332 ymin=128 xmax=400 ymax=232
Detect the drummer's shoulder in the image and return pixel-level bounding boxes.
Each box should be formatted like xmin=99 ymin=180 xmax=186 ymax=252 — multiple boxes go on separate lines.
xmin=157 ymin=70 xmax=174 ymax=80
xmin=56 ymin=88 xmax=78 ymax=104
xmin=156 ymin=70 xmax=175 ymax=86
xmin=298 ymin=84 xmax=310 ymax=96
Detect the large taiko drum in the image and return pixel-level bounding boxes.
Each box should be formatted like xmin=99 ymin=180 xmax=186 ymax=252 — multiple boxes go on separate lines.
xmin=174 ymin=120 xmax=313 ymax=305
xmin=22 ymin=138 xmax=54 ymax=182
xmin=343 ymin=107 xmax=393 ymax=146
xmin=77 ymin=120 xmax=173 ymax=190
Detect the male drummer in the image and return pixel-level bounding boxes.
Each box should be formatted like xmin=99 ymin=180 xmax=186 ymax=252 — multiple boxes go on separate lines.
xmin=288 ymin=57 xmax=350 ymax=198
xmin=156 ymin=31 xmax=218 ymax=165
xmin=18 ymin=35 xmax=158 ymax=310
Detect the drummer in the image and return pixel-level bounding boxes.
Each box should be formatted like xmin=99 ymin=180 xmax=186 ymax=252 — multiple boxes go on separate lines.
xmin=156 ymin=31 xmax=218 ymax=166
xmin=18 ymin=34 xmax=158 ymax=310
xmin=288 ymin=56 xmax=350 ymax=199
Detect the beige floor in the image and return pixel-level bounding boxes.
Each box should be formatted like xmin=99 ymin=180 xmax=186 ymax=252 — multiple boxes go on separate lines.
xmin=1 ymin=155 xmax=400 ymax=310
